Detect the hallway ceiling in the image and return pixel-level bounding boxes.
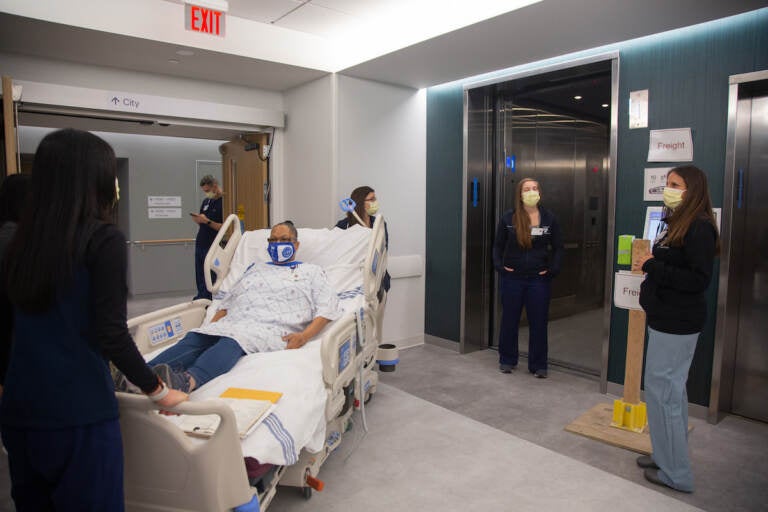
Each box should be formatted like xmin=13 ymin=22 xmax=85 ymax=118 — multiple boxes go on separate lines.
xmin=0 ymin=1 xmax=766 ymax=91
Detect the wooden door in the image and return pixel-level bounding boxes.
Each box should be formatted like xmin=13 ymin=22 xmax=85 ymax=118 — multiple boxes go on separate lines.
xmin=2 ymin=75 xmax=19 ymax=177
xmin=220 ymin=134 xmax=269 ymax=231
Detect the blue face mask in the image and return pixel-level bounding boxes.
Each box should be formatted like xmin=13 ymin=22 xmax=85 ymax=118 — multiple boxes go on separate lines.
xmin=267 ymin=242 xmax=295 ymax=264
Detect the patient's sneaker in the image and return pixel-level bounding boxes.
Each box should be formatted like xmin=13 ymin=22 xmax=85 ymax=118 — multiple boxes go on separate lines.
xmin=152 ymin=363 xmax=192 ymax=393
xmin=113 ymin=370 xmax=141 ymax=394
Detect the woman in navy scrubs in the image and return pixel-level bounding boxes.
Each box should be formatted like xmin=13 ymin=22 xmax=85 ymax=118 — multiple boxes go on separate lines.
xmin=493 ymin=178 xmax=563 ymax=378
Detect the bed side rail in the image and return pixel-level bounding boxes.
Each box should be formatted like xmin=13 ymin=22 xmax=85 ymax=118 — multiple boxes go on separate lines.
xmin=320 ymin=313 xmax=358 ymax=395
xmin=205 ymin=213 xmax=242 ymax=294
xmin=128 ymin=300 xmax=210 ymax=355
xmin=118 ymin=393 xmax=255 ymax=512
xmin=363 ymin=215 xmax=388 ymax=307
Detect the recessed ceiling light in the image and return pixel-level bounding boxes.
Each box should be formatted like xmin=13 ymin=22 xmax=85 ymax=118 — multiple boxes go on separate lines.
xmin=168 ymin=59 xmax=180 ymax=64
xmin=601 ymin=103 xmax=609 ymax=108
xmin=573 ymin=95 xmax=582 ymax=100
xmin=176 ymin=49 xmax=195 ymax=56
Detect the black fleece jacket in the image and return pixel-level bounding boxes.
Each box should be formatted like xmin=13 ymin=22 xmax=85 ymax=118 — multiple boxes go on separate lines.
xmin=639 ymin=217 xmax=718 ymax=334
xmin=493 ymin=207 xmax=563 ymax=277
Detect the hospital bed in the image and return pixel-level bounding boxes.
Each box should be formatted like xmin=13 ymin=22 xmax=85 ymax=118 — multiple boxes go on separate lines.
xmin=116 ymin=213 xmax=389 ymax=512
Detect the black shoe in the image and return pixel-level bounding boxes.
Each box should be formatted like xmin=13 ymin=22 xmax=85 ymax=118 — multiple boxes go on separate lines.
xmin=636 ymin=455 xmax=659 ymax=469
xmin=644 ymin=468 xmax=693 ymax=493
xmin=499 ymin=364 xmax=516 ymax=374
xmin=534 ymin=369 xmax=548 ymax=379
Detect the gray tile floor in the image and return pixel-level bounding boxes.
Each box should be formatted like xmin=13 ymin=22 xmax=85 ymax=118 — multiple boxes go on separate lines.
xmin=377 ymin=343 xmax=768 ymax=512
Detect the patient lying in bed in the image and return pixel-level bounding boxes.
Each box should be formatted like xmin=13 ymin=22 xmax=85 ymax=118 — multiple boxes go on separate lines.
xmin=117 ymin=221 xmax=343 ymax=393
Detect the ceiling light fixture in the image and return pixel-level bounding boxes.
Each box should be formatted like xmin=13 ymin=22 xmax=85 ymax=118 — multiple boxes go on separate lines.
xmin=573 ymin=95 xmax=583 ymax=100
xmin=168 ymin=59 xmax=180 ymax=64
xmin=601 ymin=103 xmax=609 ymax=108
xmin=176 ymin=49 xmax=195 ymax=56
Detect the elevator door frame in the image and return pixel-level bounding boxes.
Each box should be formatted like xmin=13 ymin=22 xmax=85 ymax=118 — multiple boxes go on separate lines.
xmin=459 ymin=52 xmax=619 ymax=392
xmin=710 ymin=69 xmax=768 ymax=424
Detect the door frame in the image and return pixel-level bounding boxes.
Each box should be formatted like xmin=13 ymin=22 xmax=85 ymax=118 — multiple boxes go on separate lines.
xmin=710 ymin=69 xmax=768 ymax=424
xmin=459 ymin=52 xmax=619 ymax=391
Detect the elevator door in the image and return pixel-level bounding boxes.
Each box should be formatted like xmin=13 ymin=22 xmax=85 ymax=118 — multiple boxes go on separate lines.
xmin=731 ymin=91 xmax=768 ymax=422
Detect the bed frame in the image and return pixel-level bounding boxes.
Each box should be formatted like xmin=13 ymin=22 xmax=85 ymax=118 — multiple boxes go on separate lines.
xmin=117 ymin=214 xmax=388 ymax=511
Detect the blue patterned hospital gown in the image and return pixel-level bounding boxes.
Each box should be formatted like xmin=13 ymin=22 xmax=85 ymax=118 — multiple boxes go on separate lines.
xmin=192 ymin=262 xmax=342 ymax=353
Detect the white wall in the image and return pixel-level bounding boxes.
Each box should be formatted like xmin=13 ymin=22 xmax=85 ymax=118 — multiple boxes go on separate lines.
xmin=282 ymin=75 xmax=336 ymax=228
xmin=337 ymin=75 xmax=426 ymax=347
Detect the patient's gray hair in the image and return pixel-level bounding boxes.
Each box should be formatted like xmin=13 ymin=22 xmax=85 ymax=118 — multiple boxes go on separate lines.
xmin=275 ymin=220 xmax=298 ymax=240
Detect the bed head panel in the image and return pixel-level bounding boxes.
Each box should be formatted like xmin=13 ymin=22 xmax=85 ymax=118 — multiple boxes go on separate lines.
xmin=204 ymin=214 xmax=242 ymax=294
xmin=212 ymin=224 xmax=371 ymax=300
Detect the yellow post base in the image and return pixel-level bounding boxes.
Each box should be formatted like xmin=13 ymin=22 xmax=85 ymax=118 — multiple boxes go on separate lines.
xmin=610 ymin=399 xmax=647 ymax=433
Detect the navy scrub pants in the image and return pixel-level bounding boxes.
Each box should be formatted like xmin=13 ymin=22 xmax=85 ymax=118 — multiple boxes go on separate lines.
xmin=498 ymin=274 xmax=551 ymax=372
xmin=194 ymin=242 xmax=214 ymax=300
xmin=2 ymin=419 xmax=125 ymax=511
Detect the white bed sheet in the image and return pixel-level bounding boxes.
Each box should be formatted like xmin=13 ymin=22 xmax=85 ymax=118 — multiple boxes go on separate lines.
xmin=156 ymin=225 xmax=372 ymax=465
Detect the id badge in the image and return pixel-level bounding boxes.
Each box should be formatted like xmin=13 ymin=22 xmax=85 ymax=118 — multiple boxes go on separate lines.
xmin=531 ymin=227 xmax=544 ymax=236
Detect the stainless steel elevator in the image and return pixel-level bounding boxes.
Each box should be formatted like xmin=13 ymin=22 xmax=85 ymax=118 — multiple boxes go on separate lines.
xmin=462 ymin=59 xmax=615 ymax=376
xmin=714 ymin=70 xmax=768 ymax=423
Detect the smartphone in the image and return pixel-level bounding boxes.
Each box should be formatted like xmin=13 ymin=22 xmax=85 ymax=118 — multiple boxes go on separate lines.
xmin=189 ymin=212 xmax=199 ymax=216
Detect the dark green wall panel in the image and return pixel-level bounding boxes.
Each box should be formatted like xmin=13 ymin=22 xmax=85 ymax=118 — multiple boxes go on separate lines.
xmin=426 ymin=9 xmax=768 ymax=403
xmin=425 ymin=85 xmax=464 ymax=342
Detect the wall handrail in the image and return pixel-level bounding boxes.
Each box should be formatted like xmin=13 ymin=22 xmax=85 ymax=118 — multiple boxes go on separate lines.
xmin=130 ymin=238 xmax=196 ymax=245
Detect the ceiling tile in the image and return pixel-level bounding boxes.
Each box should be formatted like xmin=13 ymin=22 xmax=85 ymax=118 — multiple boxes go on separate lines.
xmin=310 ymin=0 xmax=401 ymax=18
xmin=227 ymin=0 xmax=303 ymax=24
xmin=275 ymin=2 xmax=355 ymax=38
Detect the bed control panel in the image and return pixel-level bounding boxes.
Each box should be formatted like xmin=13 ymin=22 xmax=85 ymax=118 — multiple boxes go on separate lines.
xmin=148 ymin=317 xmax=184 ymax=346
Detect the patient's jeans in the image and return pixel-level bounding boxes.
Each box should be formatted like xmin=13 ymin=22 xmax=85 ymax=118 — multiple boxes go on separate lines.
xmin=149 ymin=332 xmax=245 ymax=389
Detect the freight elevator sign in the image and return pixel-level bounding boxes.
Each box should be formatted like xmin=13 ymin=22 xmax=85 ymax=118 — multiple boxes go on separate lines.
xmin=185 ymin=3 xmax=225 ymax=37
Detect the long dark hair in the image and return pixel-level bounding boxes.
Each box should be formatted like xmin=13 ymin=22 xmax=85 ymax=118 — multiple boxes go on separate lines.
xmin=346 ymin=185 xmax=374 ymax=227
xmin=512 ymin=178 xmax=539 ymax=249
xmin=663 ymin=165 xmax=720 ymax=253
xmin=4 ymin=129 xmax=118 ymax=312
xmin=0 ymin=174 xmax=31 ymax=224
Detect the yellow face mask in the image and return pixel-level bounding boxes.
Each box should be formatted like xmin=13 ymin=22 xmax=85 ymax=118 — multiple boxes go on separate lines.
xmin=662 ymin=187 xmax=685 ymax=209
xmin=366 ymin=201 xmax=379 ymax=216
xmin=521 ymin=190 xmax=540 ymax=207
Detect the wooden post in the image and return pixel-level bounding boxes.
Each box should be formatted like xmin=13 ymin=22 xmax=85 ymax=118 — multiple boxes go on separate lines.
xmin=623 ymin=239 xmax=650 ymax=404
xmin=2 ymin=75 xmax=18 ymax=176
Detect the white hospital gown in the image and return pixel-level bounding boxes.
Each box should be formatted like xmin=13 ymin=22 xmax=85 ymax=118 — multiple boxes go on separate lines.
xmin=192 ymin=262 xmax=342 ymax=353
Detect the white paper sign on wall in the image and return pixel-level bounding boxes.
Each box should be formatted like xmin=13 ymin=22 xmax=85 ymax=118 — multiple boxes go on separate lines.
xmin=148 ymin=208 xmax=182 ymax=219
xmin=643 ymin=167 xmax=672 ymax=201
xmin=629 ymin=90 xmax=649 ymax=129
xmin=148 ymin=196 xmax=182 ymax=207
xmin=648 ymin=128 xmax=693 ymax=162
xmin=614 ymin=271 xmax=645 ymax=311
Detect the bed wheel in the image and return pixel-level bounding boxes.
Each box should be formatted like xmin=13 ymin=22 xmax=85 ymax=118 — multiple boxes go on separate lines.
xmin=364 ymin=392 xmax=373 ymax=405
xmin=301 ymin=486 xmax=312 ymax=500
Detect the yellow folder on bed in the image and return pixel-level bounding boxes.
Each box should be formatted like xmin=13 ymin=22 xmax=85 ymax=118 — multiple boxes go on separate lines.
xmin=219 ymin=387 xmax=283 ymax=404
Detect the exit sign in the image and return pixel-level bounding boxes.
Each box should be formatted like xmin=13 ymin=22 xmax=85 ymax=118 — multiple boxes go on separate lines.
xmin=185 ymin=3 xmax=225 ymax=37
